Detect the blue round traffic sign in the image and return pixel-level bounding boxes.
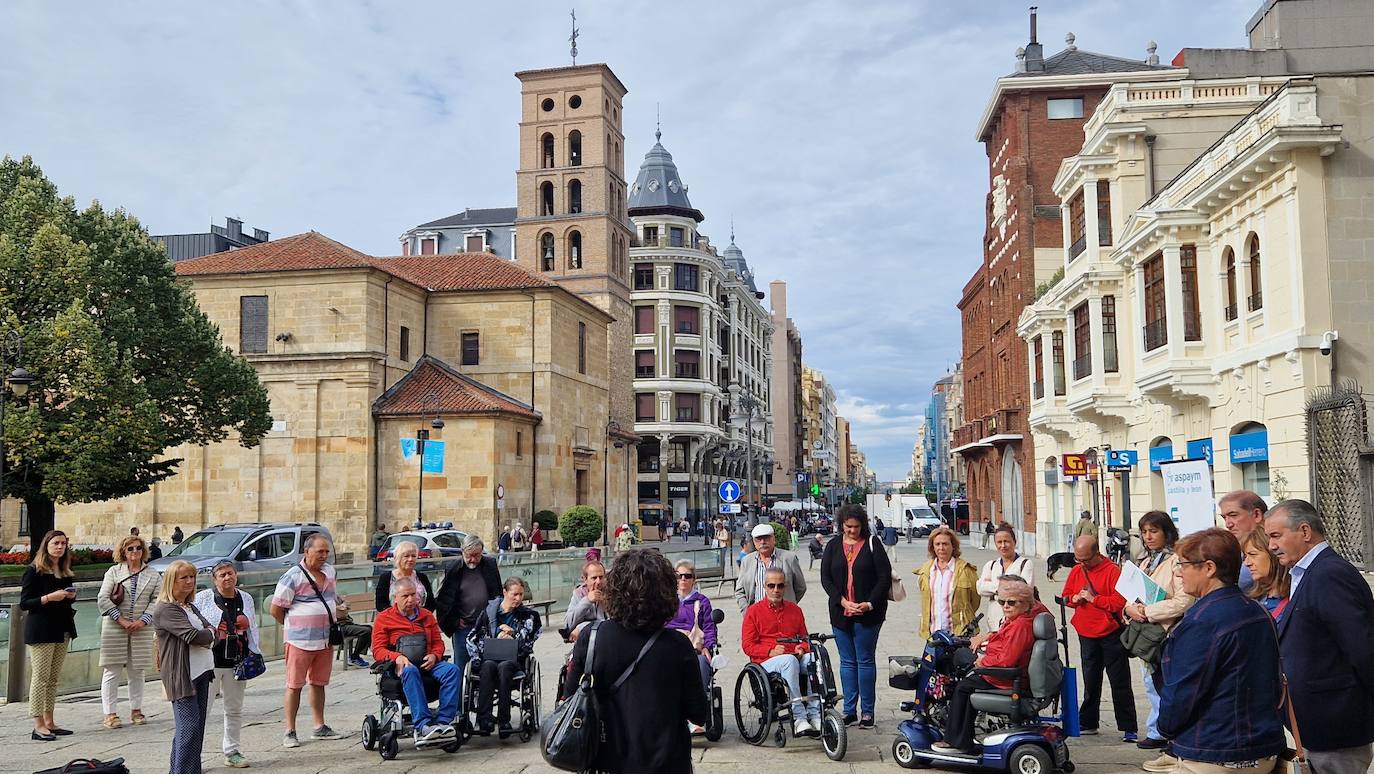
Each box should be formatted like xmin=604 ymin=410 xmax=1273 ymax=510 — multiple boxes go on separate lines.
xmin=718 ymin=480 xmax=741 ymax=503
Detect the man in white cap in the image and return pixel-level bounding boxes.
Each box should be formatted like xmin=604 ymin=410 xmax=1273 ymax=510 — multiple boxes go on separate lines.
xmin=735 ymin=523 xmax=806 ymax=611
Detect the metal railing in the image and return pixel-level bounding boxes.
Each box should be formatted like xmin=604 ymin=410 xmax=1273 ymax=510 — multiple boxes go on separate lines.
xmin=1143 ymin=319 xmax=1168 ymax=351
xmin=1032 ymin=380 xmax=1044 ymax=400
xmin=1073 ymin=354 xmax=1092 ymax=380
xmin=1248 ymin=292 xmax=1263 ymax=312
xmin=1225 ymin=303 xmax=1238 ymax=322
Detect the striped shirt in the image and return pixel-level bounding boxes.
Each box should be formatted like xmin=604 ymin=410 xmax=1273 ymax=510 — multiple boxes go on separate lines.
xmin=271 ymin=563 xmax=338 ymax=651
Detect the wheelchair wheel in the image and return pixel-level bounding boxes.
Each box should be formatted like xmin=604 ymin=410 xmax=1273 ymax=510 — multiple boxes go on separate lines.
xmin=380 ymin=731 xmax=399 ymax=761
xmin=1008 ymin=743 xmax=1053 ymax=774
xmin=362 ymin=715 xmax=379 ymax=751
xmin=892 ymin=737 xmax=928 ymax=769
xmin=820 ymin=708 xmax=848 ymax=761
xmin=733 ymin=665 xmax=773 ymax=745
xmin=704 ymin=685 xmax=724 ymax=742
xmin=442 ymin=738 xmax=462 ymax=754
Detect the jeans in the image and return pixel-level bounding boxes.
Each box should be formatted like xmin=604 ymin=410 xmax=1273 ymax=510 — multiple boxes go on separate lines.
xmin=208 ymin=667 xmax=246 ymax=755
xmin=476 ymin=660 xmax=519 ymax=723
xmin=1078 ymin=632 xmax=1137 ymax=733
xmin=450 ymin=626 xmax=474 ymax=673
xmin=696 ymin=654 xmax=712 ymax=694
xmin=340 ymin=623 xmax=371 ymax=659
xmin=761 ymin=653 xmax=819 ymax=721
xmin=1141 ymin=663 xmax=1162 ymax=741
xmin=400 ymin=661 xmax=460 ymax=730
xmin=831 ymin=621 xmax=882 ymax=716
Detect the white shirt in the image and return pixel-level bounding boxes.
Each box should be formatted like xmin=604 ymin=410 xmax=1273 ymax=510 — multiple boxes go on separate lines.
xmin=976 ymin=554 xmax=1035 ymax=630
xmin=1288 ymin=541 xmax=1328 ymax=597
xmin=931 ymin=560 xmax=955 ymax=633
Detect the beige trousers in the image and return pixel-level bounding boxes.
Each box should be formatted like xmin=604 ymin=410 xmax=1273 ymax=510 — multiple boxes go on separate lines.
xmin=28 ymin=639 xmax=69 ymax=718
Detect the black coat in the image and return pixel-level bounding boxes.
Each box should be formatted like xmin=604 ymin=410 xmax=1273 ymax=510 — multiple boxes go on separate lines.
xmin=562 ymin=620 xmax=708 ymax=774
xmin=19 ymin=566 xmax=78 ymax=644
xmin=818 ymin=535 xmax=892 ymax=630
xmin=434 ymin=555 xmax=502 ymax=636
xmin=1277 ymin=546 xmax=1374 ymax=751
xmin=373 ymin=570 xmax=436 ymax=613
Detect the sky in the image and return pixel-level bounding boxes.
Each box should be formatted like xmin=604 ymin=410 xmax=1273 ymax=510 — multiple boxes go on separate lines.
xmin=2 ymin=0 xmax=1258 ymax=481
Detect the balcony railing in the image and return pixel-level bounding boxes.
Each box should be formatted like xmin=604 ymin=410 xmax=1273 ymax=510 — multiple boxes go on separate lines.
xmin=1073 ymin=354 xmax=1092 ymax=380
xmin=1225 ymin=303 xmax=1238 ymax=322
xmin=1069 ymin=236 xmax=1087 ymax=260
xmin=1248 ymin=292 xmax=1263 ymax=312
xmin=675 ymin=409 xmax=698 ymax=422
xmin=635 ymin=366 xmax=655 ymax=378
xmin=676 ymin=323 xmax=697 ymax=335
xmin=1143 ymin=319 xmax=1168 ymax=352
xmin=1033 ymin=380 xmax=1045 ymax=400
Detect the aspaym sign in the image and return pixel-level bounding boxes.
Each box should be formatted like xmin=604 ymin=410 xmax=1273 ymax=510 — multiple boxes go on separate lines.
xmin=1160 ymin=459 xmax=1214 ymax=536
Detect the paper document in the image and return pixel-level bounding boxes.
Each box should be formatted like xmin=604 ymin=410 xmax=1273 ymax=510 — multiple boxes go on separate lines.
xmin=1115 ymin=561 xmax=1167 ymax=605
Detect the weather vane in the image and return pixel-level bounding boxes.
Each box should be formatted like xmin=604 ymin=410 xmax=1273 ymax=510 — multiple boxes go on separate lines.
xmin=569 ymin=9 xmax=579 ymax=65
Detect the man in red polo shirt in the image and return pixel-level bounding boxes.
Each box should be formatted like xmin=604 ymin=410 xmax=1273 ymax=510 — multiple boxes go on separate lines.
xmin=742 ymin=567 xmax=820 ymax=737
xmin=1061 ymin=535 xmax=1137 ymax=740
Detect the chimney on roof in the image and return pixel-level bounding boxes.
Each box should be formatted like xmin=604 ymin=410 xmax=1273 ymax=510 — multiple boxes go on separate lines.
xmin=225 ymin=217 xmax=243 ymax=240
xmin=252 ymin=228 xmax=270 ymax=241
xmin=1146 ymin=41 xmax=1159 ymax=66
xmin=1024 ymin=6 xmax=1045 ymax=72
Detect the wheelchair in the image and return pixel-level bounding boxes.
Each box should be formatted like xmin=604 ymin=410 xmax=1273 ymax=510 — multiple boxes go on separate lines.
xmin=733 ymin=631 xmax=848 ymax=760
xmin=456 ymin=652 xmax=541 ymax=743
xmin=361 ymin=660 xmax=462 ymax=760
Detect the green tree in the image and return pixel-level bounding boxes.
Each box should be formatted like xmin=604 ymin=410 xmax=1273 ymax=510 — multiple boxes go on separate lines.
xmin=848 ymin=487 xmax=868 ymax=505
xmin=900 ymin=481 xmax=923 ymax=495
xmin=532 ymin=509 xmax=559 ymax=531
xmin=0 ymin=156 xmax=272 ymax=538
xmin=559 ymin=505 xmax=604 ymax=546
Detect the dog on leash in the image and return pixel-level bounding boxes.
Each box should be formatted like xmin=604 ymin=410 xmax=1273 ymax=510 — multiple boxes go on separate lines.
xmin=1045 ymin=552 xmax=1077 ymax=580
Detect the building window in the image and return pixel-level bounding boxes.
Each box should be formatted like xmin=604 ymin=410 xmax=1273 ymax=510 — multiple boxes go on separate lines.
xmin=1224 ymin=248 xmax=1238 ymax=321
xmin=669 ymin=227 xmax=685 ymax=247
xmin=674 ymin=349 xmax=700 ymax=379
xmin=1068 ymin=188 xmax=1086 ymax=259
xmin=634 ymin=263 xmax=654 ymax=290
xmin=635 ymin=349 xmax=655 ymax=378
xmin=675 ymin=393 xmax=700 ymax=422
xmin=399 ymin=325 xmax=411 ymax=362
xmin=541 ymin=133 xmax=555 ymax=169
xmin=1102 ymin=295 xmax=1118 ymax=373
xmin=635 ymin=306 xmax=654 ymax=334
xmin=569 ymin=231 xmax=583 ymax=269
xmin=540 ymin=182 xmax=555 ymax=216
xmin=1247 ymin=234 xmax=1263 ymax=311
xmin=1033 ymin=335 xmax=1044 ymax=399
xmin=643 ymin=225 xmax=658 ymax=245
xmin=461 ymin=332 xmax=479 ymax=366
xmin=1047 ymin=97 xmax=1084 ymax=119
xmin=515 ymin=430 xmax=524 ymax=458
xmin=1181 ymin=244 xmax=1202 ymax=341
xmin=578 ymin=322 xmax=587 ymax=374
xmin=17 ymin=501 xmax=28 ymax=536
xmin=1073 ymin=302 xmax=1091 ymax=380
xmin=1051 ymin=330 xmax=1066 ymax=395
xmin=1096 ymin=180 xmax=1112 ymax=246
xmin=540 ymin=232 xmax=555 ymax=271
xmin=1143 ymin=252 xmax=1167 ymax=351
xmin=636 ymin=393 xmax=655 ymax=422
xmin=673 ymin=305 xmax=699 ymax=335
xmin=239 ymin=295 xmax=268 ymax=354
xmin=568 ymin=179 xmax=582 ymax=214
xmin=568 ymin=130 xmax=582 ymax=167
xmin=420 ymin=237 xmax=437 ymax=255
xmin=673 ymin=263 xmax=698 ymax=292
xmin=401 ymin=239 xmax=411 ymax=256
xmin=465 ymin=233 xmax=484 ymax=252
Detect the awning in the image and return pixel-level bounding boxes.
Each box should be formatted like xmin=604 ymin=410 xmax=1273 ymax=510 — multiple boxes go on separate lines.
xmin=984 ymin=433 xmax=1024 ymax=445
xmin=951 ymin=440 xmax=994 ymax=455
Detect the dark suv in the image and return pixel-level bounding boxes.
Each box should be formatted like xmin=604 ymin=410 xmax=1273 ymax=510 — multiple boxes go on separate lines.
xmin=147 ymin=522 xmax=334 ymax=576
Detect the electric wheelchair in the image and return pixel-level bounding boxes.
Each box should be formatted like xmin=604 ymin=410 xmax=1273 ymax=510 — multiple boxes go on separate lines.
xmin=733 ymin=631 xmax=848 ymax=760
xmin=361 ymin=657 xmax=462 ymax=760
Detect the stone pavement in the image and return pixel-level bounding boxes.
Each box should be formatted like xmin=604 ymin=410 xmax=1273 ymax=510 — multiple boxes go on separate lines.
xmin=0 ymin=544 xmax=1215 ymax=773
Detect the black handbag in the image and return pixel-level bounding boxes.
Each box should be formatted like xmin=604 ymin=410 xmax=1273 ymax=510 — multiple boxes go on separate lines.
xmin=297 ymin=563 xmax=344 ymax=646
xmin=33 ymin=757 xmax=130 ymax=774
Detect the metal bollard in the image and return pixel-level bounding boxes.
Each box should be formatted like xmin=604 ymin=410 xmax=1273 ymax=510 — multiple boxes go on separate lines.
xmin=5 ymin=603 xmax=25 ymax=703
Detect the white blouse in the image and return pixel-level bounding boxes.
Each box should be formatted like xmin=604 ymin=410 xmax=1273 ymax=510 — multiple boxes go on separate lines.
xmin=976 ymin=554 xmax=1036 ymax=630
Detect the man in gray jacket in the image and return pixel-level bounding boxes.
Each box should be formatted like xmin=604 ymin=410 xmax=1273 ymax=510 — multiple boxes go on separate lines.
xmin=735 ymin=524 xmax=806 ymax=611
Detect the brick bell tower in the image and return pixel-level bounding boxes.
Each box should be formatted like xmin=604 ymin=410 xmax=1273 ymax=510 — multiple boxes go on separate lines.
xmin=513 ymin=63 xmax=636 ymax=436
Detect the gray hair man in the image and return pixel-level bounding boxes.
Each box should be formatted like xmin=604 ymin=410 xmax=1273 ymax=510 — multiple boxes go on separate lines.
xmin=734 ymin=523 xmax=806 ymax=611
xmin=743 ymin=567 xmax=820 ymax=737
xmin=371 ymin=576 xmax=460 ymax=742
xmin=434 ymin=533 xmax=501 ymax=671
xmin=1220 ymin=490 xmax=1268 ymax=592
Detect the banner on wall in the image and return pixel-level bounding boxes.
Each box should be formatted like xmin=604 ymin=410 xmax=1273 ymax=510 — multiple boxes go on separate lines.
xmin=1160 ymin=458 xmax=1214 ymax=536
xmin=400 ymin=438 xmax=446 ymax=474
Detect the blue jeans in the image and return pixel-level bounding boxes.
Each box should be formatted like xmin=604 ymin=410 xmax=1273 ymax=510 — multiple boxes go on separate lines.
xmin=450 ymin=626 xmax=474 ymax=673
xmin=1142 ymin=664 xmax=1161 ymax=741
xmin=400 ymin=661 xmax=460 ymax=730
xmin=832 ymin=620 xmax=882 ymax=716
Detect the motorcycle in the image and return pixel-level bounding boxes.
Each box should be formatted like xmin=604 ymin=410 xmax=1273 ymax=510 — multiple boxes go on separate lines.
xmin=1106 ymin=527 xmax=1131 ymax=566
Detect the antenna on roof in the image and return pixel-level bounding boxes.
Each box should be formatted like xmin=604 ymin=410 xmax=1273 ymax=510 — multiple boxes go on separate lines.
xmin=569 ymin=8 xmax=579 ymax=65
xmin=730 ymin=215 xmax=736 ymax=244
xmin=656 ymin=103 xmax=661 ymax=143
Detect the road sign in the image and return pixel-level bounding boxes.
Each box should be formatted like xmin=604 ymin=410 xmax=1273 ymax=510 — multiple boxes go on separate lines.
xmin=718 ymin=480 xmax=741 ymax=503
xmin=719 ymin=504 xmax=741 ymax=514
xmin=1061 ymin=453 xmax=1088 ymax=477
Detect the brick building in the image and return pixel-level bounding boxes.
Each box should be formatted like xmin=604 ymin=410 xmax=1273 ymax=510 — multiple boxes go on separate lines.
xmin=954 ymin=11 xmax=1173 ymax=554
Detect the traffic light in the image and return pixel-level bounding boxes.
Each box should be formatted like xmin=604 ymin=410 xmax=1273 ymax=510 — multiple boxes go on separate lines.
xmin=810 ymin=483 xmax=821 ymax=496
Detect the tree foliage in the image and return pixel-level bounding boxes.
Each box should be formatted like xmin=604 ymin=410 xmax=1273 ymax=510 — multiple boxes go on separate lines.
xmin=559 ymin=505 xmax=604 ymax=546
xmin=532 ymin=509 xmax=559 ymax=531
xmin=900 ymin=481 xmax=924 ymax=495
xmin=0 ymin=156 xmax=272 ymax=537
xmin=848 ymin=487 xmax=868 ymax=505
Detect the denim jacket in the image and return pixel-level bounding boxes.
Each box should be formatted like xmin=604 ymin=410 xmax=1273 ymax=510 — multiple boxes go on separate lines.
xmin=1158 ymin=585 xmax=1285 ymax=763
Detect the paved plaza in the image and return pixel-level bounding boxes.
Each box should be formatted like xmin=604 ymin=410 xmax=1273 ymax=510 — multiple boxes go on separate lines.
xmin=0 ymin=544 xmax=1304 ymax=773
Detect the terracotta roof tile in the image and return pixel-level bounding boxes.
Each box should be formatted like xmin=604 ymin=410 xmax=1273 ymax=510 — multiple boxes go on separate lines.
xmin=174 ymin=232 xmax=373 ymax=275
xmin=371 ymin=253 xmax=556 ymax=291
xmin=373 ymin=355 xmax=541 ymax=422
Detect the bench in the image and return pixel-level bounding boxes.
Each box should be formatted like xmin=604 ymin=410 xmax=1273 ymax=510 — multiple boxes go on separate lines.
xmin=336 ymin=592 xmax=377 ymax=670
xmin=526 ymin=599 xmax=555 ymax=623
xmin=697 ymin=562 xmax=731 ymax=597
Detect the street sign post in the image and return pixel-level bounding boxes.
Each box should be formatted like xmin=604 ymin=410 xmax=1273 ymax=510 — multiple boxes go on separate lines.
xmin=719 ymin=504 xmax=741 ymax=514
xmin=718 ymin=480 xmax=741 ymax=503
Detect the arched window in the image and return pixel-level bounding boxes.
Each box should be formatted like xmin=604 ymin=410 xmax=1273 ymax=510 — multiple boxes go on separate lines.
xmin=1247 ymin=234 xmax=1263 ymax=311
xmin=540 ymin=181 xmax=554 ymax=216
xmin=1224 ymin=247 xmax=1238 ymax=321
xmin=568 ymin=130 xmax=582 ymax=167
xmin=569 ymin=231 xmax=582 ymax=269
xmin=568 ymin=179 xmax=582 ymax=214
xmin=1230 ymin=421 xmax=1270 ymax=497
xmin=540 ymin=232 xmax=555 ymax=272
xmin=541 ymin=133 xmax=555 ymax=170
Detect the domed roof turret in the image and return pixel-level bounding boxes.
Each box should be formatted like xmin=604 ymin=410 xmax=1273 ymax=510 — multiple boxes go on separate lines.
xmin=722 ymin=230 xmax=758 ymax=294
xmin=627 ymin=128 xmax=704 ymax=223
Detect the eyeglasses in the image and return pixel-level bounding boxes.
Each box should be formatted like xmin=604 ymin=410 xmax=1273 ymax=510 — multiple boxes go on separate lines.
xmin=764 ymin=583 xmax=786 ymax=589
xmin=1176 ymin=559 xmax=1208 ymax=567
xmin=995 ymin=598 xmax=1021 ymax=606
xmin=677 ymin=573 xmax=695 ymax=579
xmin=127 ymin=546 xmax=145 ymax=552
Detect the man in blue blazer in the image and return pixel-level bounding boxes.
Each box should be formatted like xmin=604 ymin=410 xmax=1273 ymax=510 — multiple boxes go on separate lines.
xmin=1266 ymin=499 xmax=1374 ymax=774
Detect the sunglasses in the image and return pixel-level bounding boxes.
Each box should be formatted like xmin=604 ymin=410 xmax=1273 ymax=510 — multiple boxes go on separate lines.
xmin=677 ymin=573 xmax=695 ymax=579
xmin=126 ymin=546 xmax=145 ymax=552
xmin=995 ymin=598 xmax=1021 ymax=606
xmin=764 ymin=583 xmax=786 ymax=589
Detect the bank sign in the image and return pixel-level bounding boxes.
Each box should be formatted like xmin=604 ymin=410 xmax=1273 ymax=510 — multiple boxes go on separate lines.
xmin=1230 ymin=429 xmax=1269 ymax=464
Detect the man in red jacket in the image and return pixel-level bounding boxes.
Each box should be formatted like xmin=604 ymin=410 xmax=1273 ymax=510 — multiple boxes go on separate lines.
xmin=1061 ymin=535 xmax=1137 ymax=740
xmin=742 ymin=568 xmax=820 ymax=737
xmin=371 ymin=577 xmax=459 ymax=741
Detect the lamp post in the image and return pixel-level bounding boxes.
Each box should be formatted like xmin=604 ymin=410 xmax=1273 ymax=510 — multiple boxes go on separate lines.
xmin=0 ymin=329 xmax=32 ymax=535
xmin=732 ymin=388 xmax=763 ymax=525
xmin=414 ymin=392 xmax=445 ymax=530
xmin=603 ymin=419 xmax=619 ymax=546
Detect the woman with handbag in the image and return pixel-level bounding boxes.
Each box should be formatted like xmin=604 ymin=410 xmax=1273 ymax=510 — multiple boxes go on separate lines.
xmin=193 ymin=560 xmax=262 ymax=769
xmin=975 ymin=523 xmax=1035 ymax=631
xmin=20 ymin=530 xmax=79 ymax=741
xmin=1122 ymin=510 xmax=1195 ymax=757
xmin=97 ymin=534 xmax=161 ymax=730
xmin=155 ymin=560 xmax=216 ymax=774
xmin=818 ymin=504 xmax=891 ymax=729
xmin=665 ymin=558 xmax=718 ymax=733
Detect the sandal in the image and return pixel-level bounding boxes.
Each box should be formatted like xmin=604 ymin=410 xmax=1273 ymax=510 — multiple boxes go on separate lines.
xmin=102 ymin=715 xmax=122 ymax=729
xmin=130 ymin=711 xmax=146 ymax=726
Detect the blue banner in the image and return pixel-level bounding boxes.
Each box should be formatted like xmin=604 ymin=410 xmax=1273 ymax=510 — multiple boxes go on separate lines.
xmin=400 ymin=438 xmax=446 ymax=474
xmin=1230 ymin=430 xmax=1269 ymax=464
xmin=1187 ymin=438 xmax=1214 ymax=466
xmin=1149 ymin=444 xmax=1173 ymax=472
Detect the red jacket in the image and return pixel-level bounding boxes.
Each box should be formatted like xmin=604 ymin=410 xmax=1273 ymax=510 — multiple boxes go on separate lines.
xmin=371 ymin=605 xmax=445 ymax=663
xmin=1061 ymin=557 xmax=1126 ymax=638
xmin=741 ymin=598 xmax=810 ymax=663
xmin=981 ymin=602 xmax=1050 ymax=688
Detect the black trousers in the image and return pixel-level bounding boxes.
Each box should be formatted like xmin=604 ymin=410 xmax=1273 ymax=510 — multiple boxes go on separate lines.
xmin=341 ymin=622 xmax=371 ymax=659
xmin=943 ymin=674 xmax=997 ymax=750
xmin=1078 ymin=632 xmax=1137 ymax=733
xmin=476 ymin=660 xmax=519 ymax=723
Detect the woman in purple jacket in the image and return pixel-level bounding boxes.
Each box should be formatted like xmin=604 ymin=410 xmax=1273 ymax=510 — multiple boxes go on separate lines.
xmin=666 ymin=558 xmax=718 ymax=731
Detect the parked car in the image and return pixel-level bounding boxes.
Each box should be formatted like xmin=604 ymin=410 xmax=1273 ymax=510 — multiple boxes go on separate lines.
xmin=373 ymin=528 xmax=468 ymax=573
xmin=813 ymin=515 xmax=833 ymax=535
xmin=148 ymin=522 xmax=334 ymax=576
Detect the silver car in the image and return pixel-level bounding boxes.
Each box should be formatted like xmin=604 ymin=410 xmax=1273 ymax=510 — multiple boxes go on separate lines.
xmin=148 ymin=522 xmax=334 ymax=576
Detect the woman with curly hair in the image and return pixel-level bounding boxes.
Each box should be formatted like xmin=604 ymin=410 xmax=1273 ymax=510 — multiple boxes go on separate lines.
xmin=563 ymin=548 xmax=708 ymax=773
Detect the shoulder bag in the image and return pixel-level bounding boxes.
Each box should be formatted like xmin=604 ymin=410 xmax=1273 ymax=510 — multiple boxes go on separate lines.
xmin=298 ymin=564 xmax=344 ymax=646
xmin=109 ymin=567 xmax=143 ymax=607
xmin=1261 ymin=606 xmax=1310 ymax=774
xmin=1120 ymin=619 xmax=1166 ymax=664
xmin=33 ymin=758 xmax=130 ymax=774
xmin=869 ymin=536 xmax=906 ymax=602
xmin=686 ymin=601 xmax=706 ymax=650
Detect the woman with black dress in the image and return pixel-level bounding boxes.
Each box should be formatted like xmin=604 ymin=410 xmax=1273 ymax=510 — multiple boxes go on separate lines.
xmin=373 ymin=540 xmax=435 ymax=612
xmin=563 ymin=548 xmax=708 ymax=773
xmin=819 ymin=504 xmax=891 ymax=729
xmin=20 ymin=529 xmax=79 ymax=741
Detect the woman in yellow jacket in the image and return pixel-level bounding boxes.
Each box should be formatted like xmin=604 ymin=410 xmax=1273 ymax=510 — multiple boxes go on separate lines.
xmin=914 ymin=526 xmax=981 ymax=641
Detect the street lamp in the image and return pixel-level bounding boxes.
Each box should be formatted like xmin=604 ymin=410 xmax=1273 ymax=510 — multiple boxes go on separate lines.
xmin=603 ymin=419 xmax=620 ymax=547
xmin=414 ymin=392 xmax=445 ymax=530
xmin=0 ymin=329 xmax=32 ymax=536
xmin=732 ymin=387 xmax=763 ymax=525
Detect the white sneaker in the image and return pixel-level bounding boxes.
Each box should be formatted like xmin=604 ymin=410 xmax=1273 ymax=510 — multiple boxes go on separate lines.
xmin=793 ymin=718 xmax=811 ymax=736
xmin=809 ymin=717 xmax=824 ymax=734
